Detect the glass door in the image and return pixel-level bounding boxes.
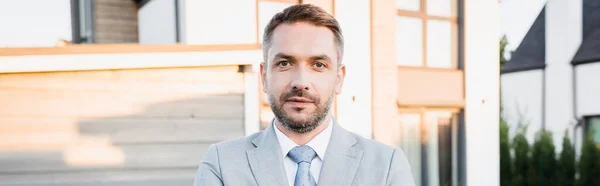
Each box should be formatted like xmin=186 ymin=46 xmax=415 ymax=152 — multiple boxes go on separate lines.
xmin=398 ymin=110 xmax=459 ymax=186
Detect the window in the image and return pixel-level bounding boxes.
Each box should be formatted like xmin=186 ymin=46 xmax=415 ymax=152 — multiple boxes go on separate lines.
xmin=398 ymin=110 xmax=460 ymax=186
xmin=70 ymin=0 xmax=94 ymax=44
xmin=396 ymin=0 xmax=458 ymax=68
xmin=585 ymin=116 xmax=600 ymax=146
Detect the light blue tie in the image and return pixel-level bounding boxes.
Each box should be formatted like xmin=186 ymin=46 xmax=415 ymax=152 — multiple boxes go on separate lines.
xmin=288 ymin=145 xmax=318 ymax=186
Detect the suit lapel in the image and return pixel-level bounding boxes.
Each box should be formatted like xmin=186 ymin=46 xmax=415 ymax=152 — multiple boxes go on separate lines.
xmin=246 ymin=124 xmax=288 ymax=186
xmin=318 ymin=120 xmax=364 ymax=186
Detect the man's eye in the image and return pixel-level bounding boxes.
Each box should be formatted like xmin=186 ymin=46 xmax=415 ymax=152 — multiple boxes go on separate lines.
xmin=279 ymin=61 xmax=289 ymax=67
xmin=314 ymin=62 xmax=326 ymax=68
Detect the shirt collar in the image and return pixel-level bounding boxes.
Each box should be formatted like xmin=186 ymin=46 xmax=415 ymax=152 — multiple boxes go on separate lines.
xmin=273 ymin=117 xmax=333 ymax=161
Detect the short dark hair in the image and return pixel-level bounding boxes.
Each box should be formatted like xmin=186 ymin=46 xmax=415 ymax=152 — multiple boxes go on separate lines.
xmin=262 ymin=4 xmax=344 ymax=64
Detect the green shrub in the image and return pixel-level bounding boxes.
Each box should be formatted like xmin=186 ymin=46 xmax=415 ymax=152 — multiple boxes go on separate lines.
xmin=500 ymin=117 xmax=512 ymax=186
xmin=558 ymin=130 xmax=575 ymax=186
xmin=530 ymin=130 xmax=557 ymax=186
xmin=512 ymin=127 xmax=531 ymax=186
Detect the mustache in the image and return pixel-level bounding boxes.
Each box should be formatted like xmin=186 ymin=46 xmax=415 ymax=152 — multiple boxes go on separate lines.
xmin=280 ymin=89 xmax=319 ymax=103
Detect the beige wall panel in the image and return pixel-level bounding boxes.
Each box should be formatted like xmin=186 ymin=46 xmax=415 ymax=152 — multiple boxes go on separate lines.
xmin=371 ymin=0 xmax=399 ymax=146
xmin=0 ymin=168 xmax=196 ymax=186
xmin=0 ymin=65 xmax=245 ymax=185
xmin=0 ymin=66 xmax=243 ymax=91
xmin=0 ymin=118 xmax=243 ymax=148
xmin=0 ymin=79 xmax=243 ymax=95
xmin=396 ymin=68 xmax=464 ymax=107
xmin=0 ymin=90 xmax=244 ymax=119
xmin=0 ymin=143 xmax=210 ymax=172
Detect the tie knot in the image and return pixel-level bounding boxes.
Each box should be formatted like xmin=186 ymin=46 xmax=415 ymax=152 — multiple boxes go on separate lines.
xmin=287 ymin=145 xmax=317 ymax=164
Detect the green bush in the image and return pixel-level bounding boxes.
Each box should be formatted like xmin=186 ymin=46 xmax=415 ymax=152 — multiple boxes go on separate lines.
xmin=500 ymin=117 xmax=512 ymax=186
xmin=577 ymin=128 xmax=600 ymax=186
xmin=558 ymin=130 xmax=575 ymax=186
xmin=498 ymin=113 xmax=600 ymax=186
xmin=512 ymin=127 xmax=530 ymax=186
xmin=530 ymin=130 xmax=557 ymax=186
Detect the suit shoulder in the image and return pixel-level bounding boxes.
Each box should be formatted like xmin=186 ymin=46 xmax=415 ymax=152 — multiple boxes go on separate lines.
xmin=349 ymin=132 xmax=396 ymax=154
xmin=213 ymin=132 xmax=260 ymax=150
xmin=347 ymin=132 xmax=410 ymax=172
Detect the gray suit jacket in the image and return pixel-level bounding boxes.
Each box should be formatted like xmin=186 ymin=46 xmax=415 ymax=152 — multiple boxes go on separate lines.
xmin=193 ymin=120 xmax=415 ymax=186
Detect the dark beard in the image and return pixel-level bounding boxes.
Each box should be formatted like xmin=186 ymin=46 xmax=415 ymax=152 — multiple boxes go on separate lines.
xmin=269 ymin=88 xmax=333 ymax=134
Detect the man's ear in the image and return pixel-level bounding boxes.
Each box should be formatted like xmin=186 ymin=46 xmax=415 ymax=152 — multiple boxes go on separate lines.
xmin=260 ymin=62 xmax=267 ymax=93
xmin=335 ymin=63 xmax=346 ymax=95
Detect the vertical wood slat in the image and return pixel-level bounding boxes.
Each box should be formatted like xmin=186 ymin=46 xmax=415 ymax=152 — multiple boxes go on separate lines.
xmin=421 ymin=0 xmax=428 ymax=66
xmin=93 ymin=0 xmax=139 ymax=43
xmin=371 ymin=0 xmax=399 ymax=144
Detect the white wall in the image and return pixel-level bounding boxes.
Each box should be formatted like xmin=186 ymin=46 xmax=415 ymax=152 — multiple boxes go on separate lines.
xmin=138 ymin=0 xmax=177 ymax=44
xmin=258 ymin=1 xmax=293 ymax=44
xmin=463 ymin=0 xmax=500 ymax=185
xmin=501 ymin=70 xmax=544 ymax=141
xmin=572 ymin=62 xmax=600 ymax=156
xmin=0 ymin=0 xmax=72 ymax=47
xmin=334 ymin=0 xmax=372 ymax=139
xmin=576 ymin=62 xmax=600 ymax=117
xmin=545 ymin=0 xmax=582 ymax=148
xmin=182 ymin=0 xmax=257 ymax=44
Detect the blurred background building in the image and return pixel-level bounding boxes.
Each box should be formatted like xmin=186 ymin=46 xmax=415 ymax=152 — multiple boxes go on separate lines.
xmin=501 ymin=0 xmax=600 ymax=155
xmin=0 ymin=0 xmax=499 ymax=186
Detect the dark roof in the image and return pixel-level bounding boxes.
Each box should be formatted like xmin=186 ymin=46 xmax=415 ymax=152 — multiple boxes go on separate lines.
xmin=572 ymin=0 xmax=600 ymax=65
xmin=501 ymin=7 xmax=546 ymax=74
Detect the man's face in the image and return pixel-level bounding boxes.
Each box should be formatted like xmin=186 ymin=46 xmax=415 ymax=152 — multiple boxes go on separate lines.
xmin=261 ymin=22 xmax=345 ymax=133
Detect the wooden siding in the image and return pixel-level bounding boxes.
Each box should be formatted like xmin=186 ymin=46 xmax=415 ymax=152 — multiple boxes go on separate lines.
xmin=396 ymin=67 xmax=465 ymax=108
xmin=371 ymin=0 xmax=399 ymax=146
xmin=0 ymin=65 xmax=245 ymax=186
xmin=0 ymin=44 xmax=262 ymax=57
xmin=94 ymin=0 xmax=139 ymax=43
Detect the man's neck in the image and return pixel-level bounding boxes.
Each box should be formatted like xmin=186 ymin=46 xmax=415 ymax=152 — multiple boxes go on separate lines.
xmin=275 ymin=115 xmax=330 ymax=146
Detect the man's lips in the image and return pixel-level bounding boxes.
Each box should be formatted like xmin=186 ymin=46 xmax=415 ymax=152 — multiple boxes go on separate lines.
xmin=286 ymin=97 xmax=313 ymax=103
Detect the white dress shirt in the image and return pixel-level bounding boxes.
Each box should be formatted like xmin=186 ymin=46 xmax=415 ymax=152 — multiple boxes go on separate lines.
xmin=273 ymin=118 xmax=333 ymax=186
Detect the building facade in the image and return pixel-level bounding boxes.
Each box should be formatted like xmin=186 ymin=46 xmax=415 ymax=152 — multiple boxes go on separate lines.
xmin=0 ymin=0 xmax=499 ymax=186
xmin=501 ymin=0 xmax=600 ymax=154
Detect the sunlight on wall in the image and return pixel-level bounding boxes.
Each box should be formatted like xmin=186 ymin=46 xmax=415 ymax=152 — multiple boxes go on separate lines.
xmin=63 ymin=136 xmax=125 ymax=167
xmin=0 ymin=50 xmax=261 ymax=73
xmin=0 ymin=118 xmax=79 ymax=152
xmin=0 ymin=118 xmax=126 ymax=167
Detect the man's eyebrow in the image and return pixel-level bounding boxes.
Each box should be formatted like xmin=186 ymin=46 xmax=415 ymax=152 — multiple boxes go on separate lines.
xmin=273 ymin=53 xmax=294 ymax=60
xmin=309 ymin=55 xmax=332 ymax=62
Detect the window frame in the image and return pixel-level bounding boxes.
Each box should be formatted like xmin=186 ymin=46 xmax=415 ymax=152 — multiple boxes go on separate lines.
xmin=70 ymin=0 xmax=95 ymax=44
xmin=396 ymin=0 xmax=459 ymax=69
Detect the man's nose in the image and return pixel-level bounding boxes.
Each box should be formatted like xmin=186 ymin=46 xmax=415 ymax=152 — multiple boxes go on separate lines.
xmin=290 ymin=67 xmax=310 ymax=91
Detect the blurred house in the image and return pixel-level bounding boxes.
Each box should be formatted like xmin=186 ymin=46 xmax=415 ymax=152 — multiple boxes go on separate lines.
xmin=501 ymin=0 xmax=600 ymax=154
xmin=0 ymin=0 xmax=499 ymax=186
